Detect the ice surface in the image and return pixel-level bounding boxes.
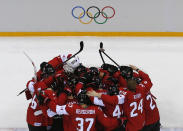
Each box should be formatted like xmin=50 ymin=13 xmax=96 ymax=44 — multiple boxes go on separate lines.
xmin=0 ymin=37 xmax=182 ymax=128
xmin=0 ymin=128 xmax=183 ymax=131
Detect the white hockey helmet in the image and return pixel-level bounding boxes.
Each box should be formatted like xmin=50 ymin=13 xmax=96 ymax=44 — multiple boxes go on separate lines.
xmin=63 ymin=56 xmax=80 ymax=73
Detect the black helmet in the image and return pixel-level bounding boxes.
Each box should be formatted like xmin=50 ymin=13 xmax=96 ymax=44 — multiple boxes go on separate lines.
xmin=101 ymin=63 xmax=118 ymax=75
xmin=74 ymin=64 xmax=87 ymax=76
xmin=40 ymin=62 xmax=55 ymax=78
xmin=107 ymin=77 xmax=118 ymax=85
xmin=86 ymin=76 xmax=101 ymax=90
xmin=89 ymin=67 xmax=99 ymax=76
xmin=77 ymin=89 xmax=91 ymax=105
xmin=105 ymin=77 xmax=119 ymax=88
xmin=120 ymin=66 xmax=133 ymax=80
xmin=66 ymin=74 xmax=78 ymax=88
xmin=107 ymin=85 xmax=119 ymax=96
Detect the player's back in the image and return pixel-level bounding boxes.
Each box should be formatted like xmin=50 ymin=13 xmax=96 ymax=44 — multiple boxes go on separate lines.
xmin=64 ymin=103 xmax=120 ymax=131
xmin=63 ymin=98 xmax=78 ymax=131
xmin=144 ymin=92 xmax=160 ymax=125
xmin=94 ymin=89 xmax=123 ymax=131
xmin=65 ymin=103 xmax=98 ymax=131
xmin=27 ymin=82 xmax=57 ymax=127
xmin=122 ymin=87 xmax=145 ymax=131
xmin=93 ymin=89 xmax=123 ymax=119
xmin=27 ymin=93 xmax=53 ymax=127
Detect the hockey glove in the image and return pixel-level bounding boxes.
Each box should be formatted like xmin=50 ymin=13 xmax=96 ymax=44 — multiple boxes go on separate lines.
xmin=37 ymin=91 xmax=50 ymax=105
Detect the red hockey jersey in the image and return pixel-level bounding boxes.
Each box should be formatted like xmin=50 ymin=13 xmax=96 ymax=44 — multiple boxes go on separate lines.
xmin=100 ymin=70 xmax=153 ymax=131
xmin=26 ymin=82 xmax=57 ymax=126
xmin=144 ymin=92 xmax=160 ymax=125
xmin=56 ymin=103 xmax=120 ymax=131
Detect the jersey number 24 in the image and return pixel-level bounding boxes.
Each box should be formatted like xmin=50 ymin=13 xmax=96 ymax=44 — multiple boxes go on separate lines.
xmin=130 ymin=99 xmax=143 ymax=117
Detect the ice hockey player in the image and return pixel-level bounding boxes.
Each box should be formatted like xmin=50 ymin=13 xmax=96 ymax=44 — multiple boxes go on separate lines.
xmin=26 ymin=81 xmax=57 ymax=131
xmin=87 ymin=65 xmax=153 ymax=131
xmin=89 ymin=77 xmax=126 ymax=131
xmin=142 ymin=92 xmax=161 ymax=131
xmin=25 ymin=55 xmax=81 ymax=131
xmin=126 ymin=66 xmax=161 ymax=131
xmin=47 ymin=87 xmax=124 ymax=131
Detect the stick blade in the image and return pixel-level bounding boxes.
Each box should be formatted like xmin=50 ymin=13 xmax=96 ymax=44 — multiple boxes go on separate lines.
xmin=80 ymin=41 xmax=84 ymax=51
xmin=100 ymin=42 xmax=103 ymax=48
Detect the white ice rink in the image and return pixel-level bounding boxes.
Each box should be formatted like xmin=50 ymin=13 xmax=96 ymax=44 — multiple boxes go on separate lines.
xmin=0 ymin=37 xmax=183 ymax=130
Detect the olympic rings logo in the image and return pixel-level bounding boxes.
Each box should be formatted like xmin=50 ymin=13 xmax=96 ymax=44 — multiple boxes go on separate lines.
xmin=71 ymin=6 xmax=115 ymax=24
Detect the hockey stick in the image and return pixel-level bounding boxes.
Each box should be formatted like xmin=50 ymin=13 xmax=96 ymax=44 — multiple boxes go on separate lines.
xmin=17 ymin=42 xmax=84 ymax=96
xmin=23 ymin=51 xmax=38 ymax=82
xmin=55 ymin=41 xmax=84 ymax=70
xmin=99 ymin=42 xmax=105 ymax=64
xmin=17 ymin=52 xmax=38 ymax=96
xmin=17 ymin=88 xmax=27 ymax=96
xmin=63 ymin=41 xmax=84 ymax=64
xmin=99 ymin=42 xmax=120 ymax=68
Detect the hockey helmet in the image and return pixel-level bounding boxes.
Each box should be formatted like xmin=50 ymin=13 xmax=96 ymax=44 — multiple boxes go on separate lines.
xmin=77 ymin=89 xmax=91 ymax=105
xmin=101 ymin=63 xmax=118 ymax=75
xmin=107 ymin=85 xmax=119 ymax=96
xmin=63 ymin=56 xmax=80 ymax=73
xmin=120 ymin=66 xmax=133 ymax=80
xmin=89 ymin=67 xmax=99 ymax=76
xmin=74 ymin=64 xmax=87 ymax=76
xmin=40 ymin=62 xmax=55 ymax=78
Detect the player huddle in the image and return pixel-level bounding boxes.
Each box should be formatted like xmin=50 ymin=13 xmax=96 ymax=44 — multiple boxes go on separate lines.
xmin=24 ymin=47 xmax=160 ymax=131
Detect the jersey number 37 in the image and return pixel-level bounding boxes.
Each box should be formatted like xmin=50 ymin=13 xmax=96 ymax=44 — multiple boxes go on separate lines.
xmin=76 ymin=117 xmax=94 ymax=131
